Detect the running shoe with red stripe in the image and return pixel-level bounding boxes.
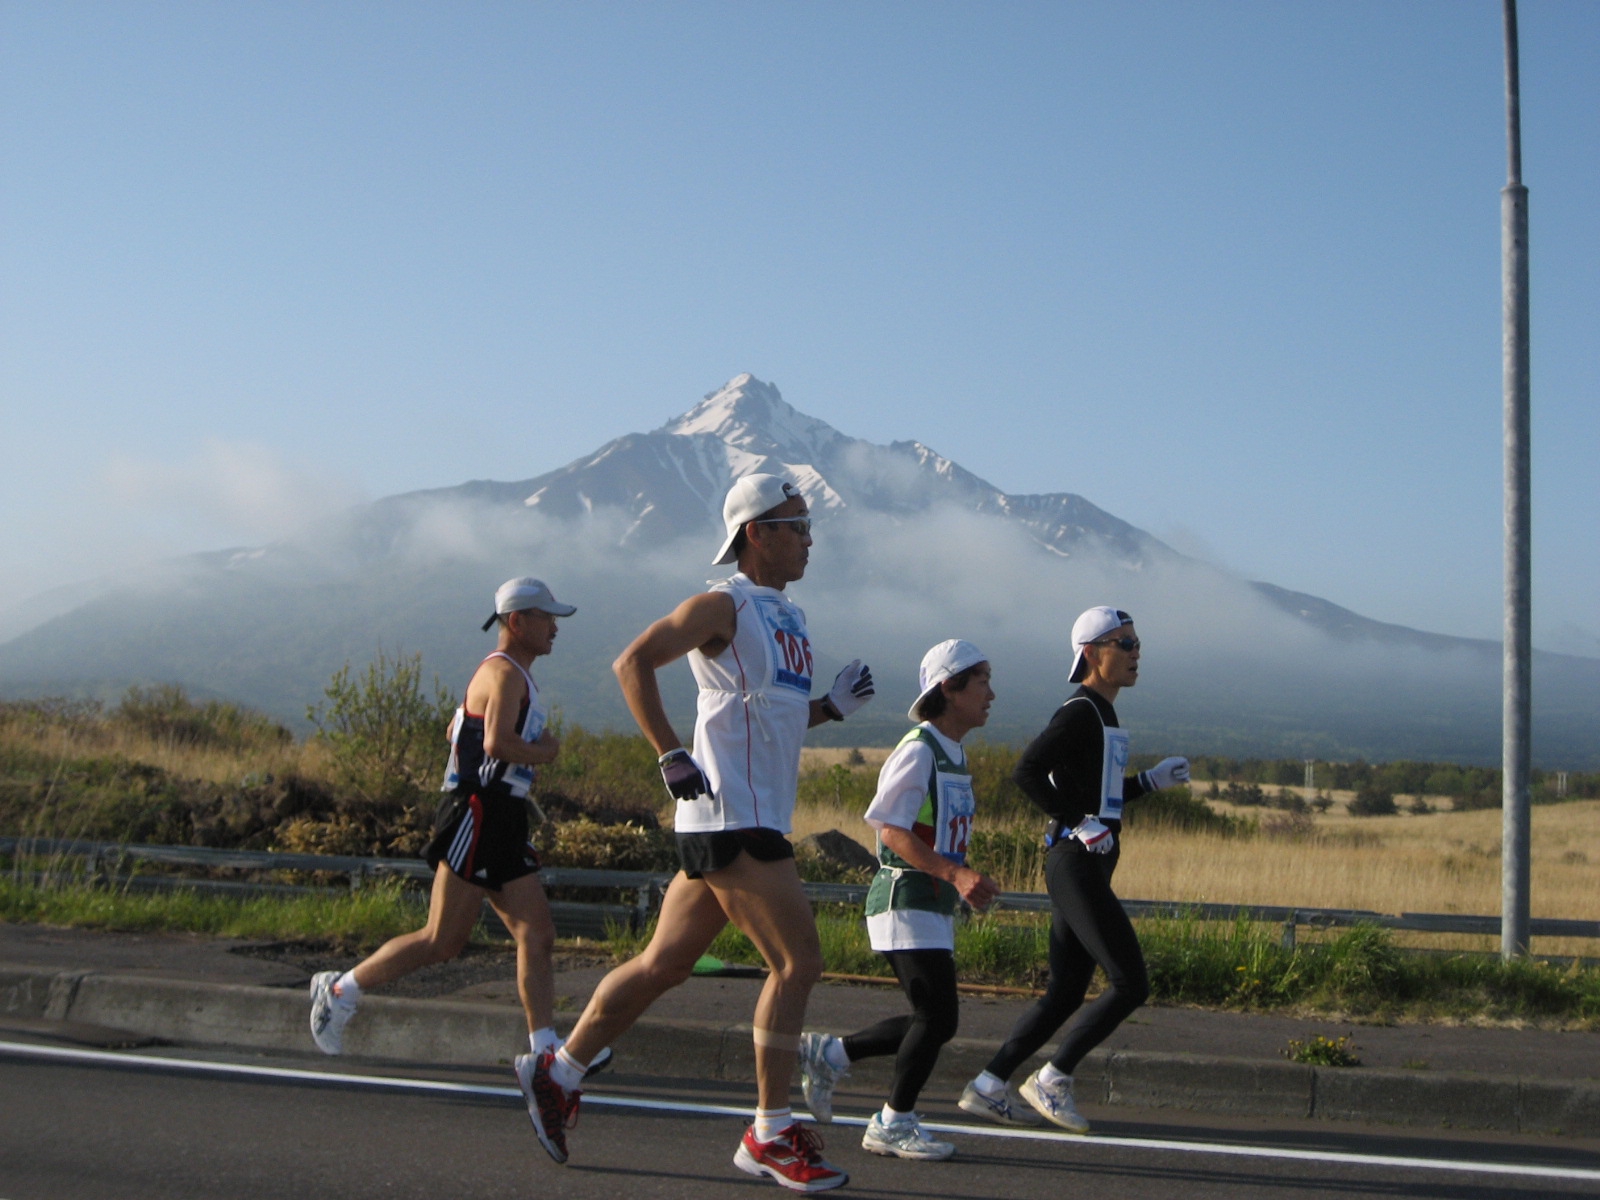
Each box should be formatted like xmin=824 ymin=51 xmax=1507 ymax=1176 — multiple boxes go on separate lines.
xmin=515 ymin=1051 xmax=580 ymax=1164
xmin=733 ymin=1123 xmax=848 ymax=1192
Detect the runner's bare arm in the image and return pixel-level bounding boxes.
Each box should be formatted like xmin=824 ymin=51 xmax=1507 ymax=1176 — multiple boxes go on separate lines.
xmin=479 ymin=658 xmax=560 ymax=765
xmin=613 ymin=591 xmax=737 ymax=756
xmin=879 ymin=825 xmax=1000 ymax=910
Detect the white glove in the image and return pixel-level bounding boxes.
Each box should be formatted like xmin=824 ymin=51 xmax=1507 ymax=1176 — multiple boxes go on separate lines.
xmin=1139 ymin=756 xmax=1190 ymax=792
xmin=820 ymin=659 xmax=874 ymax=720
xmin=1072 ymin=816 xmax=1115 ymax=854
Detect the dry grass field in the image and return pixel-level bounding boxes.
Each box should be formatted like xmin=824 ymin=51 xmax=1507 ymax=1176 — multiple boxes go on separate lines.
xmin=792 ymin=767 xmax=1600 ymax=959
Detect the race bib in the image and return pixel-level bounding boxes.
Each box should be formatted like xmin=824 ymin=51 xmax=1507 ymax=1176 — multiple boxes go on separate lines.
xmin=937 ymin=775 xmax=976 ymax=864
xmin=1099 ymin=727 xmax=1130 ymax=820
xmin=753 ymin=595 xmax=813 ymax=694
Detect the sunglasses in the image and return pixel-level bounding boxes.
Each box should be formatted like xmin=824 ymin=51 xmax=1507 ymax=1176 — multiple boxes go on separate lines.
xmin=751 ymin=517 xmax=812 ymax=536
xmin=1091 ymin=635 xmax=1141 ymax=652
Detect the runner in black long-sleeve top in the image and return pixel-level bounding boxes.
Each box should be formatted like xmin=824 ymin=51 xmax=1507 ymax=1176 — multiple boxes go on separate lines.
xmin=958 ymin=606 xmax=1189 ymax=1133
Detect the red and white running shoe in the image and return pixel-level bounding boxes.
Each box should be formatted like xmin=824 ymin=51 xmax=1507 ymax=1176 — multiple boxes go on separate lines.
xmin=515 ymin=1051 xmax=581 ymax=1164
xmin=733 ymin=1123 xmax=848 ymax=1192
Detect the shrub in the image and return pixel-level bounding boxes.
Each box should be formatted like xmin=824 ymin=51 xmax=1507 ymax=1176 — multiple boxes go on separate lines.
xmin=1125 ymin=787 xmax=1251 ymax=836
xmin=1284 ymin=1035 xmax=1360 ymax=1067
xmin=115 ymin=685 xmax=291 ymax=752
xmin=1348 ymin=785 xmax=1398 ymax=817
xmin=307 ymin=650 xmax=457 ymax=811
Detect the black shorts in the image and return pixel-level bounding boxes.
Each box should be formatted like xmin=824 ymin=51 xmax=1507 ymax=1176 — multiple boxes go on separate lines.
xmin=424 ymin=791 xmax=541 ymax=891
xmin=676 ymin=827 xmax=795 ymax=879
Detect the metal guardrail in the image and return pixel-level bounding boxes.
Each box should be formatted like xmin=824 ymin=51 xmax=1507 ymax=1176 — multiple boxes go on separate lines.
xmin=4 ymin=836 xmax=1598 ymax=946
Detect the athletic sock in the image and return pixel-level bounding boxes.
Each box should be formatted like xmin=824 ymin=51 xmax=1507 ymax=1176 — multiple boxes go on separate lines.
xmin=549 ymin=1047 xmax=585 ymax=1092
xmin=1038 ymin=1062 xmax=1070 ymax=1088
xmin=973 ymin=1071 xmax=1007 ymax=1097
xmin=333 ymin=972 xmax=362 ymax=1005
xmin=823 ymin=1035 xmax=850 ymax=1070
xmin=530 ymin=1027 xmax=558 ymax=1056
xmin=881 ymin=1104 xmax=914 ymax=1126
xmin=753 ymin=1108 xmax=793 ymax=1143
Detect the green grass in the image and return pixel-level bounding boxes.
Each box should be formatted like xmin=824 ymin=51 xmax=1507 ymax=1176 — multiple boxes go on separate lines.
xmin=5 ymin=873 xmax=1599 ymax=1027
xmin=0 ymin=875 xmax=437 ymax=951
xmin=612 ymin=902 xmax=1600 ymax=1025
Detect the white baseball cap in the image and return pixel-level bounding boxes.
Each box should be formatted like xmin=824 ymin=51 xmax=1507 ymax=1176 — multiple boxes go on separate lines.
xmin=712 ymin=473 xmax=804 ymax=565
xmin=481 ymin=576 xmax=577 ymax=631
xmin=1068 ymin=606 xmax=1133 ymax=683
xmin=909 ymin=639 xmax=988 ymax=721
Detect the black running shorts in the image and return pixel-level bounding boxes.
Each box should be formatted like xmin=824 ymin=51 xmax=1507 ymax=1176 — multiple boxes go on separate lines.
xmin=676 ymin=827 xmax=795 ymax=879
xmin=424 ymin=791 xmax=541 ymax=891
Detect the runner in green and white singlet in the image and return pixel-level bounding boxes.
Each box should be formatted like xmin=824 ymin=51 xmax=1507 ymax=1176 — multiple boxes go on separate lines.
xmin=798 ymin=640 xmax=1001 ymax=1161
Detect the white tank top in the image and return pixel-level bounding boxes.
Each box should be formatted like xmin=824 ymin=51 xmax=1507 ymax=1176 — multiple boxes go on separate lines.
xmin=678 ymin=573 xmax=814 ymax=833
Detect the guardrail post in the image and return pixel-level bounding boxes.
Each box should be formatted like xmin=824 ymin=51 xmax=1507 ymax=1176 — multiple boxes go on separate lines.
xmin=632 ymin=880 xmax=657 ymax=932
xmin=1281 ymin=910 xmax=1297 ymax=952
xmin=349 ymin=864 xmax=366 ymax=893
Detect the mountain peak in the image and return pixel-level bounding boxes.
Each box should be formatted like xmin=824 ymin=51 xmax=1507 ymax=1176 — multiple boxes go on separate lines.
xmin=662 ymin=373 xmax=843 ymax=462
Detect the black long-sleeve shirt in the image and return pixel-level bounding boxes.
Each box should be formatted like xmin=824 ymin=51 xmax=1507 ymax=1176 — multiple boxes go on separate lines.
xmin=1013 ymin=685 xmax=1149 ymax=832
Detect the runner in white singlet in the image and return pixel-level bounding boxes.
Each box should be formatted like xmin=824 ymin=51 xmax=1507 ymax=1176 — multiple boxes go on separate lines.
xmin=527 ymin=474 xmax=876 ymax=1193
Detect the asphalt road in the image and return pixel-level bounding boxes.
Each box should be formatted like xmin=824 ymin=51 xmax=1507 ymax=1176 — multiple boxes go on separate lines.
xmin=2 ymin=1041 xmax=1597 ymax=1200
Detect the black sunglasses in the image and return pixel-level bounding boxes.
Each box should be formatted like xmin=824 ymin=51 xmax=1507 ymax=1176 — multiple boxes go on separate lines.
xmin=751 ymin=517 xmax=812 ymax=536
xmin=1092 ymin=635 xmax=1140 ymax=652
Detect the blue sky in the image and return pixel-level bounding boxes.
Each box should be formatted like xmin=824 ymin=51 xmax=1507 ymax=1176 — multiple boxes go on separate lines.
xmin=3 ymin=1 xmax=1596 ymax=654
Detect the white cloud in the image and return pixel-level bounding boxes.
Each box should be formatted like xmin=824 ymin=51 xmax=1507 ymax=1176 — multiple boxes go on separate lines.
xmin=103 ymin=439 xmax=365 ymax=545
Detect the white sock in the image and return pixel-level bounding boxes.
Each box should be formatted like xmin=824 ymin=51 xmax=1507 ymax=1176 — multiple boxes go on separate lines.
xmin=973 ymin=1071 xmax=1006 ymax=1096
xmin=530 ymin=1027 xmax=559 ymax=1056
xmin=823 ymin=1036 xmax=850 ymax=1070
xmin=549 ymin=1047 xmax=585 ymax=1093
xmin=1038 ymin=1062 xmax=1070 ymax=1088
xmin=881 ymin=1104 xmax=914 ymax=1126
xmin=753 ymin=1107 xmax=793 ymax=1143
xmin=333 ymin=972 xmax=362 ymax=1005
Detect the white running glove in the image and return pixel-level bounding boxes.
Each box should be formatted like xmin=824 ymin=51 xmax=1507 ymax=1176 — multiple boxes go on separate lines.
xmin=820 ymin=659 xmax=874 ymax=720
xmin=1072 ymin=816 xmax=1115 ymax=854
xmin=658 ymin=748 xmax=712 ymax=801
xmin=1139 ymin=756 xmax=1190 ymax=792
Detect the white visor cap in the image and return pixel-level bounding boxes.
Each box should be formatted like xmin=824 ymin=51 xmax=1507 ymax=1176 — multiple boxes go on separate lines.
xmin=482 ymin=576 xmax=577 ymax=631
xmin=909 ymin=638 xmax=988 ymax=721
xmin=712 ymin=473 xmax=804 ymax=565
xmin=1068 ymin=606 xmax=1132 ymax=683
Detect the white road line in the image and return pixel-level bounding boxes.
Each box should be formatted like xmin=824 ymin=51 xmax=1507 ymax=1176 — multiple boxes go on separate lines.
xmin=4 ymin=1040 xmax=1597 ymax=1185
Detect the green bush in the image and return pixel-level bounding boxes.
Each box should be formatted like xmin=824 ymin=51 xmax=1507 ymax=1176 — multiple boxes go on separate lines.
xmin=1284 ymin=1035 xmax=1360 ymax=1066
xmin=114 ymin=685 xmax=291 ymax=752
xmin=307 ymin=649 xmax=457 ymax=810
xmin=1348 ymin=785 xmax=1398 ymax=817
xmin=1125 ymin=786 xmax=1252 ymax=835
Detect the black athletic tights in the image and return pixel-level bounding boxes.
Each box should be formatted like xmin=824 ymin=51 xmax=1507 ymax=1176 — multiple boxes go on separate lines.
xmin=840 ymin=948 xmax=959 ymax=1113
xmin=984 ymin=840 xmax=1149 ymax=1080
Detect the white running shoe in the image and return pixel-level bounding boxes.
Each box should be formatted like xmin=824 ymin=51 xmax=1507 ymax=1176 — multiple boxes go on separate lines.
xmin=861 ymin=1113 xmax=955 ymax=1160
xmin=798 ymin=1031 xmax=848 ymax=1124
xmin=957 ymin=1080 xmax=1044 ymax=1126
xmin=308 ymin=971 xmax=357 ymax=1055
xmin=1019 ymin=1069 xmax=1091 ymax=1133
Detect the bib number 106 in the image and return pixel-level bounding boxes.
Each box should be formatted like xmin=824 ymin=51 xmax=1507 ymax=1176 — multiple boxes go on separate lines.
xmin=773 ymin=629 xmax=813 ymax=680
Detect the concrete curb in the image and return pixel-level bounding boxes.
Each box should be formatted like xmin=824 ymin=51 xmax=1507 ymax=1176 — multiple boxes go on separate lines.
xmin=4 ymin=966 xmax=1596 ymax=1137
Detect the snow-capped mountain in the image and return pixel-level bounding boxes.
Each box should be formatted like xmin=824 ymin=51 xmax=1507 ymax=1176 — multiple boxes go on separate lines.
xmin=394 ymin=373 xmax=1170 ymax=569
xmin=2 ymin=373 xmax=1595 ymax=764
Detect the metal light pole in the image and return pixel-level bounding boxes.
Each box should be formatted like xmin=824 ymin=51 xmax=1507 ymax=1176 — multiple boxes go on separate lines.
xmin=1500 ymin=0 xmax=1532 ymax=960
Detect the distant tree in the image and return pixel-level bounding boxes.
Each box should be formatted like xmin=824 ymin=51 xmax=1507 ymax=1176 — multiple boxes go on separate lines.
xmin=1348 ymin=785 xmax=1398 ymax=817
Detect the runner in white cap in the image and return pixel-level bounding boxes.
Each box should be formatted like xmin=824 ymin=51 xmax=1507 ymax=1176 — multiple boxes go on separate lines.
xmin=958 ymin=606 xmax=1188 ymax=1133
xmin=797 ymin=640 xmax=1001 ymax=1161
xmin=309 ymin=578 xmax=609 ymax=1092
xmin=526 ymin=474 xmax=875 ymax=1192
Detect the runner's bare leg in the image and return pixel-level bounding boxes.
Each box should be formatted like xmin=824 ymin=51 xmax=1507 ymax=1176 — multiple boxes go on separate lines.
xmin=705 ymin=854 xmax=824 ymax=1112
xmin=349 ymin=864 xmax=484 ymax=989
xmin=560 ymin=870 xmax=727 ymax=1065
xmin=488 ymin=872 xmax=559 ymax=1032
